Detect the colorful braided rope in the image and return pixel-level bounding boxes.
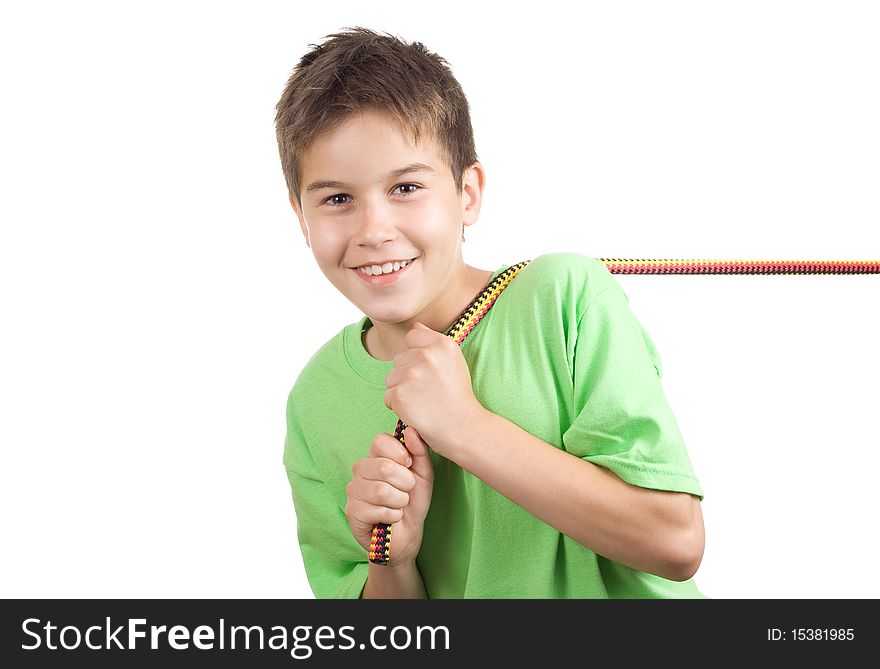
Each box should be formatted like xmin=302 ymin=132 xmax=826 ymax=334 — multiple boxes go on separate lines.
xmin=598 ymin=259 xmax=880 ymax=275
xmin=368 ymin=260 xmax=532 ymax=565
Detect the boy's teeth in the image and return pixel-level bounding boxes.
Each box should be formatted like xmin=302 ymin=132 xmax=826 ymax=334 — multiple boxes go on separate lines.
xmin=359 ymin=259 xmax=410 ymax=275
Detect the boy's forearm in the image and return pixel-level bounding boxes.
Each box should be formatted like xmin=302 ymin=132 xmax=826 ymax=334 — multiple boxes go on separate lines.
xmin=360 ymin=560 xmax=428 ymax=599
xmin=448 ymin=408 xmax=704 ymax=581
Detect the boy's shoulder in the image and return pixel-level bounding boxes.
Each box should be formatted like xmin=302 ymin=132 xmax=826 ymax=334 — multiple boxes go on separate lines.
xmin=287 ymin=326 xmax=352 ymax=410
xmin=515 ymin=252 xmax=622 ymax=303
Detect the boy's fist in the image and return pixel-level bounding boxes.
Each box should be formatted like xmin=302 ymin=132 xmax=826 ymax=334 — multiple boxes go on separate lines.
xmin=383 ymin=322 xmax=485 ymax=458
xmin=345 ymin=426 xmax=434 ymax=565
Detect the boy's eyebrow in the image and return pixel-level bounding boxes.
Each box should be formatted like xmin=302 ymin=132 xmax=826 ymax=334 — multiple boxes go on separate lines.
xmin=304 ymin=163 xmax=436 ymax=194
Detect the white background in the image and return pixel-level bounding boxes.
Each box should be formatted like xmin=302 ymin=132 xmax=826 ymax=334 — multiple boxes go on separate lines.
xmin=1 ymin=1 xmax=877 ymax=599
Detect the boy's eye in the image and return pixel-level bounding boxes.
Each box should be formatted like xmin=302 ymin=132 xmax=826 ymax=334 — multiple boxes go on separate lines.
xmin=395 ymin=184 xmax=419 ymax=195
xmin=326 ymin=194 xmax=352 ymax=207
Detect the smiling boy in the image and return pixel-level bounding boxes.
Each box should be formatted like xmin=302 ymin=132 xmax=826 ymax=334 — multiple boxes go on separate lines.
xmin=291 ymin=109 xmax=493 ymax=360
xmin=277 ymin=27 xmax=706 ymax=598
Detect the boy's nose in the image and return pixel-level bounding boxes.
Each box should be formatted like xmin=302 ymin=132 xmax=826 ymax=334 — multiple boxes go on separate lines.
xmin=352 ymin=200 xmax=398 ymax=245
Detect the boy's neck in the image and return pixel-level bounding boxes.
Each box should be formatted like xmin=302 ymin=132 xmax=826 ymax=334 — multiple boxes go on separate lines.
xmin=361 ymin=265 xmax=495 ymax=361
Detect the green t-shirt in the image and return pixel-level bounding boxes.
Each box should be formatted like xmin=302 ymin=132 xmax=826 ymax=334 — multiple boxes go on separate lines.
xmin=284 ymin=252 xmax=706 ymax=598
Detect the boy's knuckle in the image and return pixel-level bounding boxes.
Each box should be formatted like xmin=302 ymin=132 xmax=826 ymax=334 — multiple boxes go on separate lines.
xmin=377 ymin=482 xmax=397 ymax=505
xmin=380 ymin=484 xmax=395 ymax=504
xmin=402 ymin=472 xmax=416 ymax=491
xmin=378 ymin=459 xmax=395 ymax=479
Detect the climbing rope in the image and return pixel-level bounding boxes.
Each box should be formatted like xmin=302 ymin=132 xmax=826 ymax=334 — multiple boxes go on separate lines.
xmin=598 ymin=259 xmax=880 ymax=274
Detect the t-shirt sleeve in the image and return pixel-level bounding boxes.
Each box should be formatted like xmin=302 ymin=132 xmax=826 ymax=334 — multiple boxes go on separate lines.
xmin=284 ymin=397 xmax=369 ymax=598
xmin=561 ymin=285 xmax=704 ymax=499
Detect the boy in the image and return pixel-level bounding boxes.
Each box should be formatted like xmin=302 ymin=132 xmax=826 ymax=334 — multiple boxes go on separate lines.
xmin=276 ymin=27 xmax=706 ymax=598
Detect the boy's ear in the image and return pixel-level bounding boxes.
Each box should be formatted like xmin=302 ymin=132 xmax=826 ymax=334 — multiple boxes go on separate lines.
xmin=289 ymin=194 xmax=311 ymax=248
xmin=461 ymin=162 xmax=485 ymax=228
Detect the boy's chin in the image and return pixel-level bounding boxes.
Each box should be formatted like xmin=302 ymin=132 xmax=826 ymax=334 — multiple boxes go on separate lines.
xmin=356 ymin=302 xmax=423 ymax=326
xmin=363 ymin=313 xmax=418 ymax=327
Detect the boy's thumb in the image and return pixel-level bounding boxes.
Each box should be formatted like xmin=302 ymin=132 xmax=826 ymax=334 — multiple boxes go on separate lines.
xmin=403 ymin=425 xmax=431 ymax=462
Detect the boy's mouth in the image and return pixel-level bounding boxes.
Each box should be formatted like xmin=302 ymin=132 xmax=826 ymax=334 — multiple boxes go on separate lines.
xmin=352 ymin=257 xmax=418 ymax=286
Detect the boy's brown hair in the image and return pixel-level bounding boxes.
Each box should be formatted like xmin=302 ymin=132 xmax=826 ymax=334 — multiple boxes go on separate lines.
xmin=274 ymin=27 xmax=478 ymax=207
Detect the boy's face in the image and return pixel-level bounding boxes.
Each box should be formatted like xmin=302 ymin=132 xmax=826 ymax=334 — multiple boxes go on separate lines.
xmin=290 ymin=109 xmax=484 ymax=327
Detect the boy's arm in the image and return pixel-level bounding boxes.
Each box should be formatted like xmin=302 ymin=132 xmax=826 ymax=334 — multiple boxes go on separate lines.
xmin=361 ymin=561 xmax=428 ymax=599
xmin=448 ymin=406 xmax=705 ymax=582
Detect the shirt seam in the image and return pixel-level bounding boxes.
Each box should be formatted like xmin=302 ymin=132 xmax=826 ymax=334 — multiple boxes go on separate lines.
xmin=570 ymin=284 xmax=628 ymax=404
xmin=288 ymin=398 xmax=334 ymax=486
xmin=578 ymin=285 xmax=626 ymax=323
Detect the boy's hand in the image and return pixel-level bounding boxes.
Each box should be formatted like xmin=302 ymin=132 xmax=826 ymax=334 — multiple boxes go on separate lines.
xmin=383 ymin=322 xmax=484 ymax=458
xmin=345 ymin=426 xmax=434 ymax=566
